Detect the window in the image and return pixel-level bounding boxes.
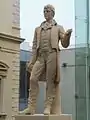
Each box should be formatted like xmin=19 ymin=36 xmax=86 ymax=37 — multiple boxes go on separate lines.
xmin=0 ymin=62 xmax=8 ymax=113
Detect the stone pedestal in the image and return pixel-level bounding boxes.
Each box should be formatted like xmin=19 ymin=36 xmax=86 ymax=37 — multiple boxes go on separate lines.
xmin=15 ymin=114 xmax=72 ymax=120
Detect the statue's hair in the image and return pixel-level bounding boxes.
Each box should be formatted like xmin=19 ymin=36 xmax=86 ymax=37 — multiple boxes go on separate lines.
xmin=44 ymin=4 xmax=55 ymax=17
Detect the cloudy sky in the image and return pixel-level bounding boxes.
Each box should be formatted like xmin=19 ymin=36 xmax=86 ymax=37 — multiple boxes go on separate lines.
xmin=20 ymin=0 xmax=75 ymax=49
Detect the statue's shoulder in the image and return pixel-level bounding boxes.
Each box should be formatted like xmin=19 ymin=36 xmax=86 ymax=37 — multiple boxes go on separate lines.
xmin=35 ymin=21 xmax=45 ymax=30
xmin=56 ymin=24 xmax=64 ymax=30
xmin=35 ymin=26 xmax=40 ymax=31
xmin=34 ymin=24 xmax=42 ymax=32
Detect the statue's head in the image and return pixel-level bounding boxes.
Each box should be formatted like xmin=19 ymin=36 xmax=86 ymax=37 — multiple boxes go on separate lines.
xmin=43 ymin=4 xmax=55 ymax=21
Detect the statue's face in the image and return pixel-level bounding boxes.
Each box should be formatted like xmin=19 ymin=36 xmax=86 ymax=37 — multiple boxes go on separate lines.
xmin=44 ymin=8 xmax=53 ymax=21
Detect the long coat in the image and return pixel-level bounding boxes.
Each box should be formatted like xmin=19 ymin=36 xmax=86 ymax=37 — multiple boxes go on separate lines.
xmin=29 ymin=24 xmax=71 ymax=83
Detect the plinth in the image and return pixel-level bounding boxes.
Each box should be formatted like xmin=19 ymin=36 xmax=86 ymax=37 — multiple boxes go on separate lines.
xmin=15 ymin=114 xmax=72 ymax=120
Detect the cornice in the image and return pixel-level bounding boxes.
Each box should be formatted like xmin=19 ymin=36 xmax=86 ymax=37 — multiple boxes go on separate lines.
xmin=0 ymin=33 xmax=25 ymax=43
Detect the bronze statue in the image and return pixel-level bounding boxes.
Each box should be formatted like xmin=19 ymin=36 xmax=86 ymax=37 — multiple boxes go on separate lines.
xmin=20 ymin=4 xmax=72 ymax=115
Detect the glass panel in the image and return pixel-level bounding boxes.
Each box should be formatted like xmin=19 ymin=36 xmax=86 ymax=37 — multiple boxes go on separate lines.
xmin=75 ymin=19 xmax=87 ymax=46
xmin=75 ymin=47 xmax=86 ymax=66
xmin=75 ymin=0 xmax=87 ymax=46
xmin=75 ymin=0 xmax=87 ymax=17
xmin=76 ymin=99 xmax=87 ymax=120
xmin=75 ymin=66 xmax=86 ymax=98
xmin=75 ymin=0 xmax=90 ymax=119
xmin=89 ymin=0 xmax=90 ymax=44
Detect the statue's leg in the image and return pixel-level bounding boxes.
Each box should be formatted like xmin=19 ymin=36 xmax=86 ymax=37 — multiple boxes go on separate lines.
xmin=50 ymin=84 xmax=61 ymax=114
xmin=19 ymin=59 xmax=45 ymax=115
xmin=44 ymin=51 xmax=56 ymax=115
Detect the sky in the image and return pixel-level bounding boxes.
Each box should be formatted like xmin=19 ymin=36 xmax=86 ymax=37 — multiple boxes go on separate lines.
xmin=20 ymin=0 xmax=75 ymax=49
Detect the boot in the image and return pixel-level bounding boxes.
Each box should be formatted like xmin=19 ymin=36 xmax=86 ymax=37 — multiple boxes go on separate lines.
xmin=43 ymin=105 xmax=51 ymax=115
xmin=50 ymin=84 xmax=61 ymax=115
xmin=19 ymin=88 xmax=39 ymax=115
xmin=43 ymin=96 xmax=54 ymax=115
xmin=19 ymin=107 xmax=35 ymax=115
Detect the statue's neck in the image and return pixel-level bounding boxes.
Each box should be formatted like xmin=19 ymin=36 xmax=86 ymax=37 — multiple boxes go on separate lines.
xmin=46 ymin=19 xmax=53 ymax=24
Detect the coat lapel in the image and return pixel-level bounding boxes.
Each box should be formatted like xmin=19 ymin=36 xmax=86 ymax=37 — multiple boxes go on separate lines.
xmin=51 ymin=26 xmax=58 ymax=40
xmin=51 ymin=26 xmax=59 ymax=50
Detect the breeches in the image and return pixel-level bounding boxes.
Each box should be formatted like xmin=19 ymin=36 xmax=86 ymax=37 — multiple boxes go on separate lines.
xmin=30 ymin=51 xmax=57 ymax=104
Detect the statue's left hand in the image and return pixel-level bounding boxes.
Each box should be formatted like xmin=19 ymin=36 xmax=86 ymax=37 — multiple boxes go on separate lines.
xmin=65 ymin=29 xmax=72 ymax=35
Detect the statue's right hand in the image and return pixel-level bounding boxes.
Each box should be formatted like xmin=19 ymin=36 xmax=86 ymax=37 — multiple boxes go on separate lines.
xmin=26 ymin=55 xmax=36 ymax=73
xmin=26 ymin=61 xmax=33 ymax=73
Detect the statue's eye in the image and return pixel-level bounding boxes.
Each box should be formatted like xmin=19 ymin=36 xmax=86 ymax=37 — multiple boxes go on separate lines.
xmin=44 ymin=10 xmax=51 ymax=13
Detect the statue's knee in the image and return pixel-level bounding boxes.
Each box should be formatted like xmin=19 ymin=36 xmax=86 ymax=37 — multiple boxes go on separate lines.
xmin=30 ymin=76 xmax=38 ymax=85
xmin=30 ymin=76 xmax=35 ymax=82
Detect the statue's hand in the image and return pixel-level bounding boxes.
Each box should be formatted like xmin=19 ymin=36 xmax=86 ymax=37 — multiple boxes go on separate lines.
xmin=65 ymin=29 xmax=72 ymax=35
xmin=26 ymin=61 xmax=33 ymax=73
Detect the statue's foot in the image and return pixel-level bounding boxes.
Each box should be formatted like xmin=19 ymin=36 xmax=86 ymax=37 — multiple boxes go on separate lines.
xmin=19 ymin=108 xmax=35 ymax=115
xmin=43 ymin=107 xmax=51 ymax=115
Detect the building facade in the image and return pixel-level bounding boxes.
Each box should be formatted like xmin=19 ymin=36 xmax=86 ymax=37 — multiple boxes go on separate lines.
xmin=0 ymin=0 xmax=24 ymax=120
xmin=0 ymin=0 xmax=20 ymax=37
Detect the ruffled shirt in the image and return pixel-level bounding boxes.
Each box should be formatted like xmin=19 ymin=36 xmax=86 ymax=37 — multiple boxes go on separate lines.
xmin=40 ymin=19 xmax=57 ymax=30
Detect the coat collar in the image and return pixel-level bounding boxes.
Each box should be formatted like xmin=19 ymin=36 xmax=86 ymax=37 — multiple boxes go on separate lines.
xmin=40 ymin=19 xmax=57 ymax=30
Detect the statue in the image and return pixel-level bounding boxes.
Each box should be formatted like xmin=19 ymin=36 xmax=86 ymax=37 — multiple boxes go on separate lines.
xmin=20 ymin=4 xmax=72 ymax=115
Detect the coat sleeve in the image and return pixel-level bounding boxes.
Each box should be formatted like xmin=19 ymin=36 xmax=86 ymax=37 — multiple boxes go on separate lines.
xmin=27 ymin=28 xmax=37 ymax=73
xmin=30 ymin=28 xmax=37 ymax=65
xmin=59 ymin=25 xmax=71 ymax=48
